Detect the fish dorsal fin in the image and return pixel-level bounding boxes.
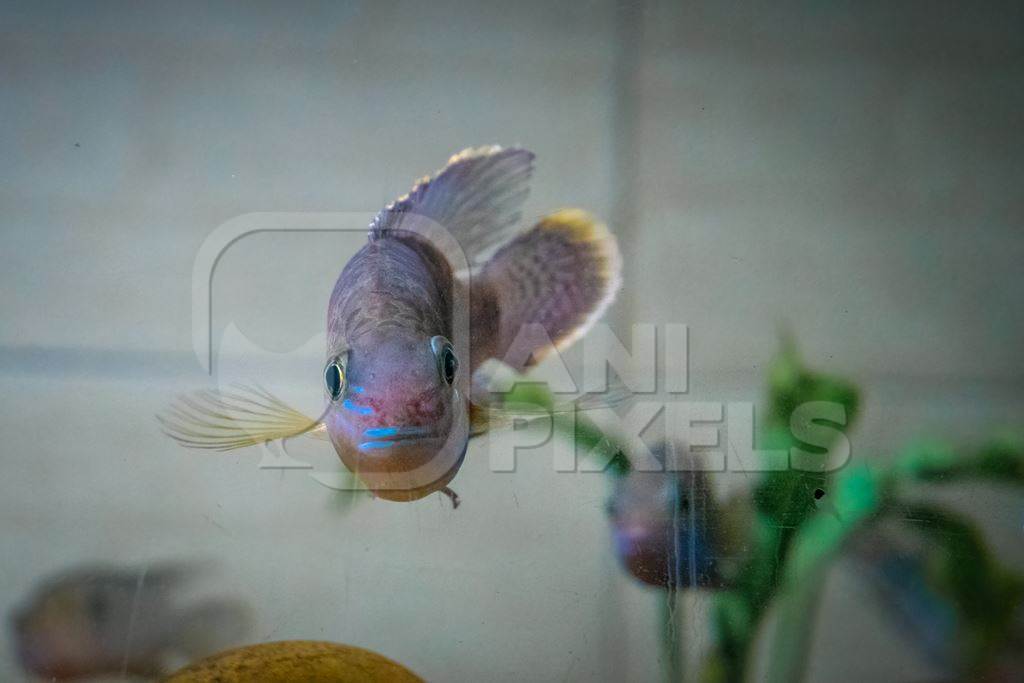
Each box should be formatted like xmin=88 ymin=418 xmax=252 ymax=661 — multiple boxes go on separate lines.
xmin=369 ymin=146 xmax=535 ymax=264
xmin=157 ymin=385 xmax=323 ymax=451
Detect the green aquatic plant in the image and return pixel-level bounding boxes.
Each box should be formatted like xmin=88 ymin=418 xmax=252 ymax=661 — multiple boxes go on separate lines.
xmin=324 ymin=338 xmax=1022 ymax=681
xmin=704 ymin=346 xmax=1024 ymax=683
xmin=707 ymin=337 xmax=862 ymax=683
xmin=756 ymin=439 xmax=1024 ymax=683
xmin=530 ymin=338 xmax=1023 ymax=683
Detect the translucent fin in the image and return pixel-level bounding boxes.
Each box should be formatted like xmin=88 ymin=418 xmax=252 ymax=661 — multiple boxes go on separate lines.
xmin=369 ymin=145 xmax=535 ymax=263
xmin=157 ymin=385 xmax=324 ymax=451
xmin=471 ymin=209 xmax=622 ymax=371
xmin=468 ymin=359 xmax=634 ymax=435
xmin=305 ymin=423 xmax=331 ymax=440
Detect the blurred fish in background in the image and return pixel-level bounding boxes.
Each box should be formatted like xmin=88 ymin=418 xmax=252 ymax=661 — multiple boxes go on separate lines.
xmin=849 ymin=524 xmax=960 ymax=672
xmin=593 ymin=339 xmax=1023 ymax=681
xmin=9 ymin=563 xmax=251 ymax=681
xmin=847 ymin=516 xmax=1024 ymax=682
xmin=602 ymin=335 xmax=861 ymax=592
xmin=606 ymin=442 xmax=748 ymax=590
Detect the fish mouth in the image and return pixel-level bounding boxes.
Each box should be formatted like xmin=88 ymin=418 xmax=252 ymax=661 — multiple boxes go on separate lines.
xmin=358 ymin=425 xmax=439 ymax=451
xmin=615 ymin=524 xmax=656 ymax=545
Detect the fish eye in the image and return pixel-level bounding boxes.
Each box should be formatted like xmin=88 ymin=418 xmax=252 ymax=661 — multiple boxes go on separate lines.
xmin=430 ymin=335 xmax=458 ymax=385
xmin=324 ymin=357 xmax=346 ymax=401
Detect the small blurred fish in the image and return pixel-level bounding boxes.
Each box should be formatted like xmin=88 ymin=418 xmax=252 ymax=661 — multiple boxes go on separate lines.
xmin=606 ymin=442 xmax=748 ymax=589
xmin=849 ymin=519 xmax=1022 ymax=681
xmin=163 ymin=640 xmax=423 ymax=682
xmin=9 ymin=563 xmax=251 ymax=681
xmin=161 ymin=146 xmax=622 ymax=505
xmin=848 ymin=526 xmax=960 ymax=672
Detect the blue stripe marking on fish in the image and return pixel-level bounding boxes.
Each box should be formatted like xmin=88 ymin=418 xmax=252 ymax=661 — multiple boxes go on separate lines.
xmin=359 ymin=440 xmax=395 ymax=450
xmin=364 ymin=427 xmax=399 ymax=438
xmin=343 ymin=399 xmax=374 ymax=415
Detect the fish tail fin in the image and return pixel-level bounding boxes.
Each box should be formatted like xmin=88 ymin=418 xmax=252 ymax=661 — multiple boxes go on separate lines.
xmin=170 ymin=599 xmax=253 ymax=661
xmin=471 ymin=208 xmax=621 ymax=370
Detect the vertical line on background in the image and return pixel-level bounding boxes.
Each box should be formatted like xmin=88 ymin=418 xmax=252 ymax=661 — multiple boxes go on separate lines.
xmin=601 ymin=3 xmax=646 ymax=682
xmin=609 ymin=0 xmax=644 ymax=332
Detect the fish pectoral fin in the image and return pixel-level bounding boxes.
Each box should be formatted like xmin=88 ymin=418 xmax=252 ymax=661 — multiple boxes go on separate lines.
xmin=472 ymin=209 xmax=622 ymax=372
xmin=304 ymin=423 xmax=331 ymax=440
xmin=157 ymin=384 xmax=324 ymax=451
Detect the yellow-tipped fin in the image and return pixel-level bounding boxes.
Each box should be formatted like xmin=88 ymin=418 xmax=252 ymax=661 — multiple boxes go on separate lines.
xmin=471 ymin=208 xmax=622 ymax=372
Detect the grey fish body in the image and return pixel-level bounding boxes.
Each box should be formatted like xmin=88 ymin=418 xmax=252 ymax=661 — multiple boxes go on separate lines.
xmin=159 ymin=146 xmax=622 ymax=504
xmin=325 ymin=234 xmax=469 ymax=501
xmin=328 ymin=235 xmax=454 ymax=350
xmin=320 ymin=147 xmax=623 ymax=502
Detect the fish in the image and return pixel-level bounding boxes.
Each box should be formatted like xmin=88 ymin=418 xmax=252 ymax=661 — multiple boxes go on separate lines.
xmin=606 ymin=442 xmax=748 ymax=589
xmin=847 ymin=522 xmax=1024 ymax=680
xmin=9 ymin=563 xmax=251 ymax=680
xmin=161 ymin=146 xmax=622 ymax=505
xmin=848 ymin=524 xmax=961 ymax=672
xmin=162 ymin=640 xmax=423 ymax=682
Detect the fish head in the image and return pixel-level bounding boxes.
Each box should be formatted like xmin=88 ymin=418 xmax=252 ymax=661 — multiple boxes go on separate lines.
xmin=607 ymin=468 xmax=682 ymax=587
xmin=323 ymin=330 xmax=469 ymax=501
xmin=606 ymin=444 xmax=720 ymax=588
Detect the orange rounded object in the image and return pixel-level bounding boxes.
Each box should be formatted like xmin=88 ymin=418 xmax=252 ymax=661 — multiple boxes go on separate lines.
xmin=163 ymin=640 xmax=423 ymax=683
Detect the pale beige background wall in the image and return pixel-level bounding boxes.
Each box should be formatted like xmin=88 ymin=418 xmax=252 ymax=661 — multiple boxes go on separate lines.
xmin=1 ymin=2 xmax=1021 ymax=681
